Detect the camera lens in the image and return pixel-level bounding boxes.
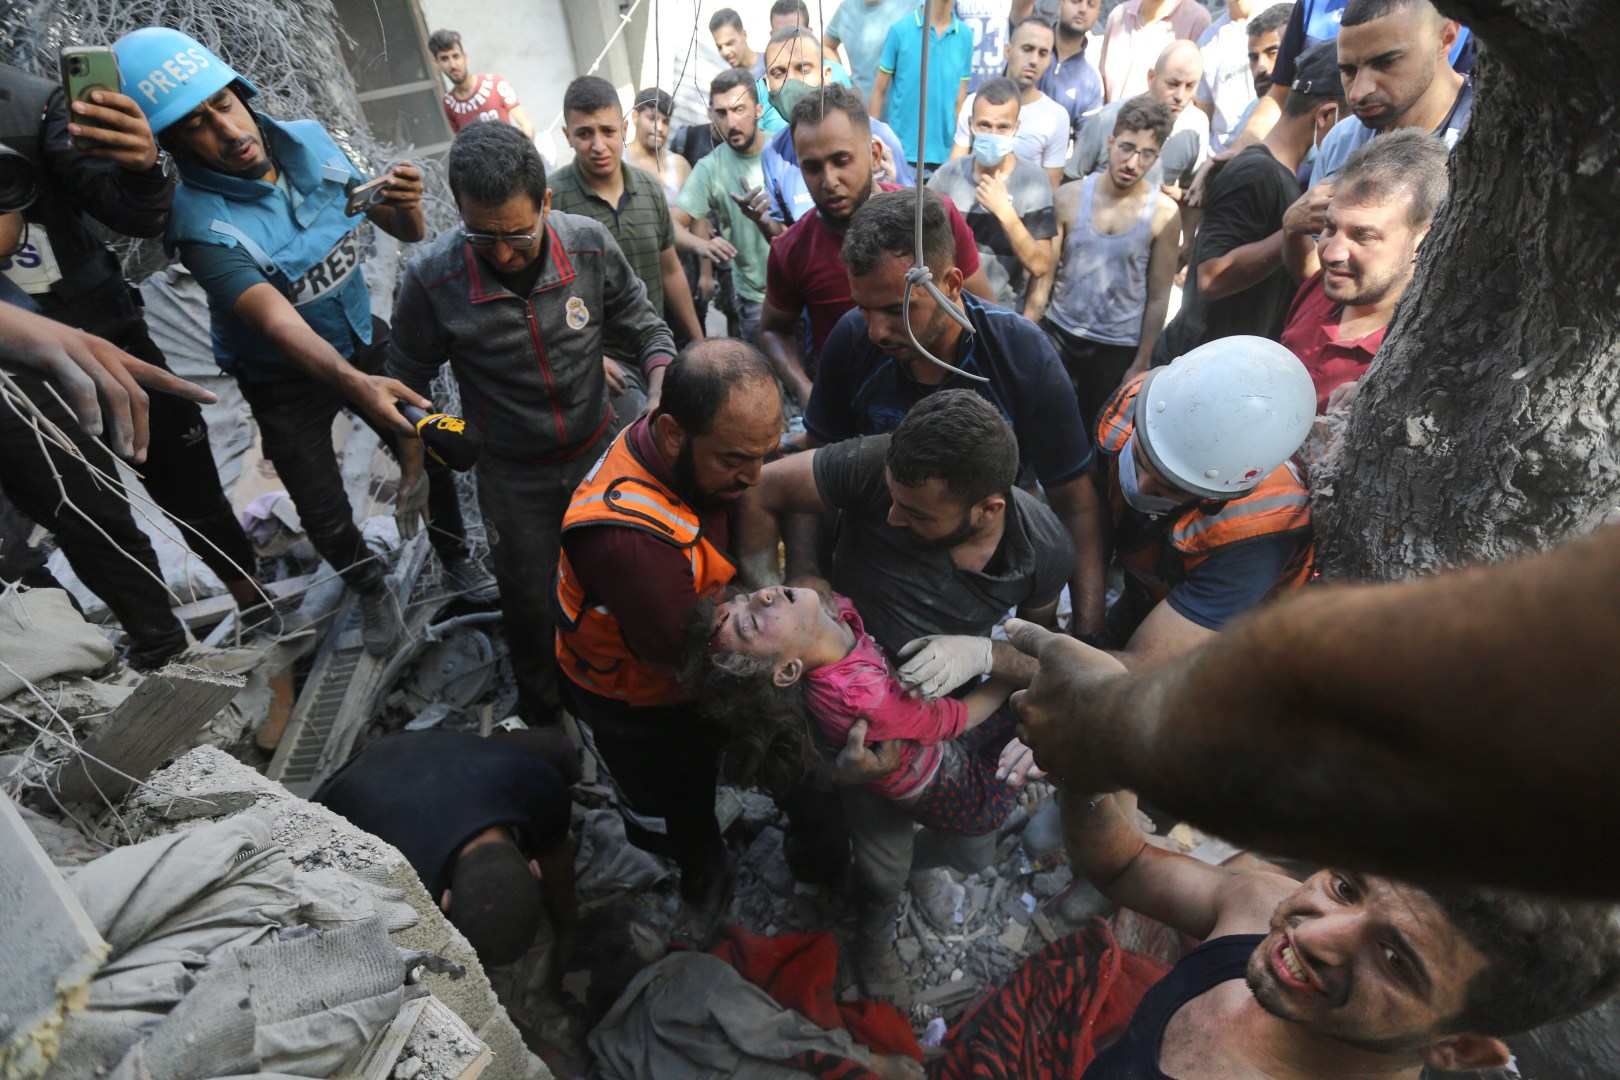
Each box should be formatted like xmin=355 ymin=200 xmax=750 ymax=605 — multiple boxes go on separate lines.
xmin=0 ymin=145 xmax=39 ymax=213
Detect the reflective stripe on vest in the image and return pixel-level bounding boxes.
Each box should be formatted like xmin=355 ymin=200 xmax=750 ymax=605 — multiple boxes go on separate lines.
xmin=1097 ymin=376 xmax=1313 ymax=599
xmin=553 ymin=427 xmax=735 ymax=706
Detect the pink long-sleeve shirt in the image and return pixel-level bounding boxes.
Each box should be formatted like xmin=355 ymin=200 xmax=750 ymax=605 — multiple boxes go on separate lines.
xmin=802 ymin=596 xmax=969 ymax=800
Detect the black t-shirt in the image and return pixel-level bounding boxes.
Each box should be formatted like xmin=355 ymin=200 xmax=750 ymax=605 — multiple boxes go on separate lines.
xmin=812 ymin=433 xmax=1075 ymax=657
xmin=1153 ymin=144 xmax=1300 ymax=365
xmin=314 ymin=730 xmax=570 ymax=897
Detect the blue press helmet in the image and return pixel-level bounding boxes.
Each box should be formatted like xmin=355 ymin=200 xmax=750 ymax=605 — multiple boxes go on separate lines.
xmin=113 ymin=28 xmax=258 ymax=135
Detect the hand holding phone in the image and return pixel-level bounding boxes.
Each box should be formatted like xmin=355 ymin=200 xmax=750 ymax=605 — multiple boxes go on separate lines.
xmin=346 ymin=175 xmax=391 ymax=216
xmin=60 ymin=46 xmax=159 ymax=171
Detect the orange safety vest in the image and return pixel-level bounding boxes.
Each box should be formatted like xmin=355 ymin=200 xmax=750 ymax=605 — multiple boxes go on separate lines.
xmin=1094 ymin=375 xmax=1314 ymax=602
xmin=552 ymin=427 xmax=736 ymax=706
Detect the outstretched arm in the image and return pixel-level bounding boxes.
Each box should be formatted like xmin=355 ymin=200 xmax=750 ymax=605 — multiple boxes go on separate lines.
xmin=1006 ymin=529 xmax=1620 ymax=898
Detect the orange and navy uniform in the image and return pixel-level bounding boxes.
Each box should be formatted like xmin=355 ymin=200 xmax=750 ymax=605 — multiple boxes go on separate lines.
xmin=552 ymin=427 xmax=735 ymax=706
xmin=1094 ymin=374 xmax=1314 ymax=609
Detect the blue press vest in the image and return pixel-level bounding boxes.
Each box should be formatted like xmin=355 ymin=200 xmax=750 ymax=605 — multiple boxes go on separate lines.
xmin=166 ymin=115 xmax=371 ymax=379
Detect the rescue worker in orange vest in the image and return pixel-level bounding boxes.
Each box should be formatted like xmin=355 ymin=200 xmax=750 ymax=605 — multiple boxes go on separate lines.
xmin=1093 ymin=336 xmax=1316 ymax=666
xmin=552 ymin=341 xmax=783 ymax=918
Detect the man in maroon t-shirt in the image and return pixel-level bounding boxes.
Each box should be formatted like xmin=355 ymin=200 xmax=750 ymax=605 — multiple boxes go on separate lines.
xmin=762 ymin=85 xmax=993 ymax=406
xmin=1279 ymin=129 xmax=1448 ymax=412
xmin=430 ymin=29 xmax=536 ymax=138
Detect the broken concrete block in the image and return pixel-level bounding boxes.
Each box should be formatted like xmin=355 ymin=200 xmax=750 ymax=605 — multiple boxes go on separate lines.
xmin=49 ymin=665 xmax=244 ymax=804
xmin=897 ymin=937 xmax=921 ymax=966
xmin=1031 ymin=867 xmax=1072 ymax=899
xmin=746 ymin=826 xmax=793 ymax=895
xmin=129 ymin=782 xmax=260 ymax=822
xmin=996 ymin=922 xmax=1028 ymax=953
xmin=0 ymin=793 xmax=110 ymax=1079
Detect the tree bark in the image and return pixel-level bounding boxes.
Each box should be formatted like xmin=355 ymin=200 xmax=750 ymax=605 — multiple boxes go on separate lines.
xmin=1313 ymin=1 xmax=1620 ymax=581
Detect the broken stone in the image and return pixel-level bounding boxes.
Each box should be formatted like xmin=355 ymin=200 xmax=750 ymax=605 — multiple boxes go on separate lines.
xmin=996 ymin=922 xmax=1028 ymax=952
xmin=897 ymin=938 xmax=921 ymax=965
xmin=1031 ymin=867 xmax=1073 ymax=899
xmin=746 ymin=826 xmax=794 ymax=895
xmin=393 ymin=1056 xmax=423 ymax=1079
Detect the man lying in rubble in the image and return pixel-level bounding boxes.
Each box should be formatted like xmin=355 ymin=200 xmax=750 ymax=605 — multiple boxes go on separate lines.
xmin=114 ymin=28 xmax=491 ymax=659
xmin=1034 ymin=768 xmax=1620 ymax=1078
xmin=313 ymin=727 xmax=578 ymax=970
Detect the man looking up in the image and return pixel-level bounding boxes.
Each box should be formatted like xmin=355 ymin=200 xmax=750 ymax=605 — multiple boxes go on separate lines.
xmin=1039 ymin=0 xmax=1106 ymax=144
xmin=387 ymin=121 xmax=676 ymax=731
xmin=928 ymin=79 xmax=1057 ymax=310
xmin=1281 ymin=129 xmax=1447 ymax=411
xmin=551 ymin=76 xmax=704 ymax=419
xmin=429 ymin=29 xmax=535 ymax=138
xmin=674 ymin=69 xmax=773 ymax=345
xmin=1019 ymin=745 xmax=1620 ymax=1078
xmin=1152 ymin=41 xmax=1343 ymax=362
xmin=709 ymin=8 xmax=764 ymax=78
xmin=1066 ymin=40 xmax=1208 ymax=198
xmin=806 ymin=190 xmax=1108 ymax=638
xmin=1025 ymin=97 xmax=1181 ymax=434
xmin=1308 ymin=0 xmax=1471 ymax=185
xmin=762 ymin=86 xmax=990 ymax=405
xmin=117 ymin=26 xmax=478 ymax=657
xmin=553 ymin=343 xmax=783 ymax=921
xmin=757 ymin=27 xmax=904 ymax=226
xmin=949 ymin=18 xmax=1070 ymax=188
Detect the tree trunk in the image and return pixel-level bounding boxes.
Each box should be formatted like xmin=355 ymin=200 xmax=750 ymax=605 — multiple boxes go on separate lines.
xmin=1313 ymin=1 xmax=1620 ymax=581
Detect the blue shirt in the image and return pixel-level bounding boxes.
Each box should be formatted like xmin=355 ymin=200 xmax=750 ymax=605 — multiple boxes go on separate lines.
xmin=761 ymin=118 xmax=916 ymax=224
xmin=806 ymin=292 xmax=1094 ymax=487
xmin=879 ymin=8 xmax=975 ymax=166
xmin=1038 ymin=39 xmax=1104 ymax=143
xmin=828 ymin=0 xmax=919 ymax=100
xmin=1272 ymin=0 xmax=1473 ymax=86
xmin=1308 ymin=76 xmax=1473 ymax=187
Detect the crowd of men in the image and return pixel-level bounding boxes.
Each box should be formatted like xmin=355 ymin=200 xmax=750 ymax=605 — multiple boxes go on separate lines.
xmin=3 ymin=0 xmax=1619 ymax=1076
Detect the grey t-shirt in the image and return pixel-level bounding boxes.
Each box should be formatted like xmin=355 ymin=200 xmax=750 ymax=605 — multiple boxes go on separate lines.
xmin=1065 ymin=97 xmax=1205 ymax=190
xmin=927 ymin=157 xmax=1058 ymax=309
xmin=813 ymin=433 xmax=1075 ymax=657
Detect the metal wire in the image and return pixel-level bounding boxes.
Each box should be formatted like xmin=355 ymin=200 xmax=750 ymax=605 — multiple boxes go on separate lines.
xmin=904 ymin=3 xmax=987 ymax=384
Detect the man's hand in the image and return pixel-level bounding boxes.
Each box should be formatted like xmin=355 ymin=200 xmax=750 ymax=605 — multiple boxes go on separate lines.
xmin=1284 ymin=180 xmax=1336 ymax=237
xmin=830 ymin=718 xmax=903 ymax=786
xmin=378 ymin=162 xmax=425 ymax=210
xmin=730 ymin=180 xmax=773 ymax=228
xmin=897 ymin=635 xmax=993 ymax=699
xmin=701 ymin=234 xmax=740 ymax=264
xmin=346 ymin=371 xmax=429 ymax=437
xmin=1185 ymin=148 xmax=1234 ymax=209
xmin=0 ymin=304 xmax=215 ymax=461
xmin=68 ymin=90 xmax=160 ymax=172
xmin=1005 ymin=618 xmax=1130 ymax=793
xmin=975 ymin=171 xmax=1015 ymax=222
xmin=603 ymin=356 xmax=629 ymax=396
xmin=995 ymin=737 xmax=1046 ymax=788
xmin=1325 ymin=378 xmax=1360 ymax=414
xmin=394 ymin=463 xmax=429 ymax=540
xmin=872 ymin=141 xmax=898 ymax=184
xmin=698 ymin=270 xmax=718 ymax=306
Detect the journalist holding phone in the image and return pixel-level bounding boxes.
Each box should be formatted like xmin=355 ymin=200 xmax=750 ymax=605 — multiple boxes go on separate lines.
xmin=0 ymin=53 xmax=283 ymax=667
xmin=109 ymin=27 xmax=496 ymax=656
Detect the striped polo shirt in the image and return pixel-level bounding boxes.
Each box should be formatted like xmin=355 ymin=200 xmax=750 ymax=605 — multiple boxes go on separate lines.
xmin=548 ymin=161 xmax=674 ymax=316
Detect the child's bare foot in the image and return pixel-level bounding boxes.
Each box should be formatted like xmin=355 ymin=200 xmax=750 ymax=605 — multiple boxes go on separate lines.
xmin=869 ymin=1052 xmax=925 ymax=1079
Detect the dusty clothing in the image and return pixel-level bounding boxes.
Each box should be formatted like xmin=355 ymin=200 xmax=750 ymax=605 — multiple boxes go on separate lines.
xmin=803 ymin=596 xmax=970 ymax=801
xmin=1280 ymin=270 xmax=1387 ymax=412
xmin=1046 ymin=175 xmax=1158 ymax=347
xmin=927 ymin=156 xmax=1058 ymax=308
xmin=313 ymin=729 xmax=571 ymax=897
xmin=386 ymin=212 xmax=676 ymax=461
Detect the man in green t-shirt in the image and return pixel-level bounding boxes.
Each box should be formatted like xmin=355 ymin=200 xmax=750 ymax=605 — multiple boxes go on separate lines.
xmin=673 ymin=68 xmax=778 ymax=345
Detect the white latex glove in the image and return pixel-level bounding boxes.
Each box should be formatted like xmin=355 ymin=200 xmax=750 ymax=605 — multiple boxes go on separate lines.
xmin=394 ymin=467 xmax=429 ymax=540
xmin=896 ymin=635 xmax=993 ymax=700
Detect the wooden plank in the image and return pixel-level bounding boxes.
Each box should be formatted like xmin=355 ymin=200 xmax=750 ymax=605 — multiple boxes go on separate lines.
xmin=49 ymin=665 xmax=245 ymax=804
xmin=0 ymin=794 xmax=109 ymax=1078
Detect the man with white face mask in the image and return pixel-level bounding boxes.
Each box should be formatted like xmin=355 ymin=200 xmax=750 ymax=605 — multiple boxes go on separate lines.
xmin=926 ymin=78 xmax=1056 ymax=309
xmin=1090 ymin=335 xmax=1316 ymax=666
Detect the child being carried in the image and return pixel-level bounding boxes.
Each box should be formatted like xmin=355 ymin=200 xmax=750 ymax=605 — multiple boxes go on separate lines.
xmin=685 ymin=584 xmax=1037 ymax=835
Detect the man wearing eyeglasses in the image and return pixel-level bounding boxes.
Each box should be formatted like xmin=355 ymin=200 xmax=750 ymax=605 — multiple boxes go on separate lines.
xmin=386 ymin=121 xmax=677 ymax=733
xmin=1025 ymin=97 xmax=1182 ymax=434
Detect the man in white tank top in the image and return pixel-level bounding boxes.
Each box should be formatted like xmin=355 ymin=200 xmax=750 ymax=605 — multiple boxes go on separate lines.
xmin=1025 ymin=96 xmax=1182 ymax=433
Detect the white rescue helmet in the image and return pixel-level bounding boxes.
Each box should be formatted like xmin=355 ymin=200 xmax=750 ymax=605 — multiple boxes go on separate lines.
xmin=1134 ymin=336 xmax=1316 ymax=501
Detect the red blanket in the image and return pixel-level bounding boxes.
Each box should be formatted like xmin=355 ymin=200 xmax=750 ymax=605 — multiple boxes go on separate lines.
xmin=935 ymin=918 xmax=1169 ymax=1080
xmin=712 ymin=925 xmax=923 ymax=1079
